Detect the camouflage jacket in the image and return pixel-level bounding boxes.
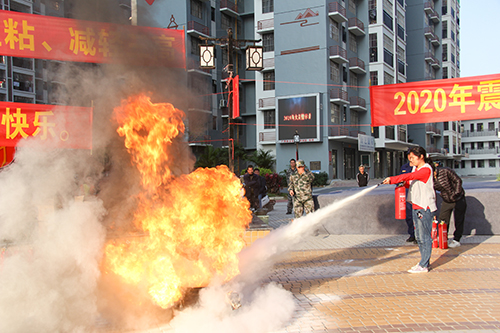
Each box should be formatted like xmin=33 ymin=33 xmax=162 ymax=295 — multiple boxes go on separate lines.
xmin=288 ymin=169 xmax=315 ymax=202
xmin=285 ymin=167 xmax=297 ymax=185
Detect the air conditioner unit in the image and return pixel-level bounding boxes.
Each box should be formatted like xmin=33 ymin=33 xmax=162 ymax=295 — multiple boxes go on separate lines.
xmin=219 ymin=99 xmax=228 ymax=108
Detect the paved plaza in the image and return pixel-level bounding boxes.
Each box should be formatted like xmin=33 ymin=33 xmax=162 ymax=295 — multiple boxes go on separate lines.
xmin=266 ymin=199 xmax=500 ymax=333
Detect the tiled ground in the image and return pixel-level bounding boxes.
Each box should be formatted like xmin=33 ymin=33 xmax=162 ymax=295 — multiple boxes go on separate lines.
xmin=133 ymin=200 xmax=500 ymax=333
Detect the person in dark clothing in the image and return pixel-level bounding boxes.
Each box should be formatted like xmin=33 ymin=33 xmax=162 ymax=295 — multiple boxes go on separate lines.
xmin=285 ymin=159 xmax=297 ymax=214
xmin=243 ymin=165 xmax=260 ymax=210
xmin=356 ymin=165 xmax=369 ymax=187
xmin=401 ymin=162 xmax=416 ymax=243
xmin=433 ymin=166 xmax=467 ymax=248
xmin=254 ymin=168 xmax=267 ymax=209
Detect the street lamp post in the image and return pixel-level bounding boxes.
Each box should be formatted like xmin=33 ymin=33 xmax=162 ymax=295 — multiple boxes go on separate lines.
xmin=199 ymin=29 xmax=262 ymax=174
xmin=294 ymin=130 xmax=300 ymax=161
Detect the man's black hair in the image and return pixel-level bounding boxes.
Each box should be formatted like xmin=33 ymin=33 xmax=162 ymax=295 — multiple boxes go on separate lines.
xmin=254 ymin=168 xmax=260 ymax=172
xmin=290 ymin=158 xmax=296 ymax=162
xmin=247 ymin=165 xmax=254 ymax=169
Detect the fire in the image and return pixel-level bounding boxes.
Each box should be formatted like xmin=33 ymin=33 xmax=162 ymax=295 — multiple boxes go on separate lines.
xmin=104 ymin=94 xmax=251 ymax=309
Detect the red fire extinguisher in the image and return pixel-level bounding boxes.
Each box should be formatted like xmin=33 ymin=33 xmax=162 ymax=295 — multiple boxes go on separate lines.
xmin=432 ymin=217 xmax=439 ymax=248
xmin=395 ymin=182 xmax=406 ymax=219
xmin=439 ymin=221 xmax=448 ymax=249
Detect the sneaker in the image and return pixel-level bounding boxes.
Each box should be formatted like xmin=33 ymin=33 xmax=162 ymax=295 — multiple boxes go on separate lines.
xmin=406 ymin=236 xmax=416 ymax=242
xmin=408 ymin=265 xmax=428 ymax=273
xmin=448 ymin=239 xmax=461 ymax=248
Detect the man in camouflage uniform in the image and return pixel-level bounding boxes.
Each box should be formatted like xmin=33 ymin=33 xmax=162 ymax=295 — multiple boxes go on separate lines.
xmin=288 ymin=160 xmax=315 ymax=218
xmin=285 ymin=159 xmax=298 ymax=214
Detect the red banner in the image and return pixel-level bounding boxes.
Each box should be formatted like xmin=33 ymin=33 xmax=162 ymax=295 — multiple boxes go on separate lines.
xmin=0 ymin=146 xmax=15 ymax=167
xmin=0 ymin=102 xmax=92 ymax=149
xmin=370 ymin=73 xmax=500 ymax=127
xmin=0 ymin=10 xmax=185 ymax=67
xmin=232 ymin=75 xmax=240 ymax=118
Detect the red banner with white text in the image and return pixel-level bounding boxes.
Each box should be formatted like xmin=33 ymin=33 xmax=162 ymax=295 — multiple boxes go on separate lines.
xmin=0 ymin=102 xmax=92 ymax=149
xmin=370 ymin=73 xmax=500 ymax=127
xmin=0 ymin=10 xmax=185 ymax=67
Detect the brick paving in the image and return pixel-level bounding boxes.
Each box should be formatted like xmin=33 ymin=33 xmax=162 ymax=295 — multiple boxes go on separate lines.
xmin=135 ymin=199 xmax=500 ymax=333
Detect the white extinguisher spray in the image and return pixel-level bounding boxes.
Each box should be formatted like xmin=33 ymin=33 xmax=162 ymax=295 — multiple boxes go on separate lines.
xmin=395 ymin=182 xmax=406 ymax=220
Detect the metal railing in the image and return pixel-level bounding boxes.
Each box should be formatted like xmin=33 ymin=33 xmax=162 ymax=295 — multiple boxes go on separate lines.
xmin=258 ymin=97 xmax=275 ymax=108
xmin=220 ymin=0 xmax=238 ymax=13
xmin=348 ymin=17 xmax=364 ymax=32
xmin=187 ymin=21 xmax=209 ymax=36
xmin=462 ymin=129 xmax=499 ymax=137
xmin=329 ymin=88 xmax=348 ymax=101
xmin=329 ymin=45 xmax=347 ymax=59
xmin=466 ymin=147 xmax=500 ymax=155
xmin=349 ymin=57 xmax=365 ymax=71
xmin=328 ymin=2 xmax=346 ymax=18
xmin=425 ymin=123 xmax=441 ymax=135
xmin=349 ymin=96 xmax=366 ymax=108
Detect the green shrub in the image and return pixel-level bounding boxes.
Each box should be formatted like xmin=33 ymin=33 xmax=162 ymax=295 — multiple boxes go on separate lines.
xmin=312 ymin=172 xmax=329 ymax=187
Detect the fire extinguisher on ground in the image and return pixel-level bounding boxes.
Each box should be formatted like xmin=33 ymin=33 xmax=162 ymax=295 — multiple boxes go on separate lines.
xmin=439 ymin=221 xmax=448 ymax=249
xmin=395 ymin=182 xmax=406 ymax=220
xmin=432 ymin=217 xmax=439 ymax=248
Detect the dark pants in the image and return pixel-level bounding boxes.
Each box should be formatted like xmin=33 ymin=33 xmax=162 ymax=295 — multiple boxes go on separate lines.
xmin=438 ymin=195 xmax=467 ymax=241
xmin=405 ymin=202 xmax=414 ymax=237
xmin=287 ymin=193 xmax=293 ymax=213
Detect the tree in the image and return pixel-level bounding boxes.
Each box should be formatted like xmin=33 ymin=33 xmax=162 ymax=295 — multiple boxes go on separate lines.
xmin=249 ymin=149 xmax=276 ymax=171
xmin=194 ymin=146 xmax=227 ymax=168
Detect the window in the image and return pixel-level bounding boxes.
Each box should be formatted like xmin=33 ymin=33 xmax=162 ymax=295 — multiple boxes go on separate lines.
xmin=221 ymin=13 xmax=231 ymax=31
xmin=442 ymin=0 xmax=448 ymax=14
xmin=397 ymin=24 xmax=405 ymax=41
xmin=384 ymin=48 xmax=393 ymax=67
xmin=263 ymin=71 xmax=275 ymax=90
xmin=342 ymin=26 xmax=347 ymax=43
xmin=343 ymin=64 xmax=348 ymax=83
xmin=383 ymin=10 xmax=393 ymax=30
xmin=263 ymin=110 xmax=275 ymax=129
xmin=263 ymin=33 xmax=274 ymax=52
xmin=443 ymin=122 xmax=449 ymax=130
xmin=330 ymin=19 xmax=339 ymax=41
xmin=471 ymin=160 xmax=476 ymax=168
xmin=471 ymin=142 xmax=475 ymax=149
xmin=442 ymin=21 xmax=448 ymax=38
xmin=488 ymin=122 xmax=494 ymax=131
xmin=370 ymin=71 xmax=378 ymax=86
xmin=211 ymin=7 xmax=215 ymax=21
xmin=330 ymin=61 xmax=340 ymax=82
xmin=369 ymin=33 xmax=378 ymax=62
xmin=384 ymin=71 xmax=394 ymax=85
xmin=262 ymin=0 xmax=273 ymax=13
xmin=478 ymin=160 xmax=485 ymax=168
xmin=461 ymin=161 xmax=465 ymax=169
xmin=331 ymin=103 xmax=340 ymax=124
xmin=349 ymin=0 xmax=357 ymax=13
xmin=443 ymin=67 xmax=448 ymax=79
xmin=477 ymin=123 xmax=484 ymax=132
xmin=351 ymin=73 xmax=358 ymax=90
xmin=351 ymin=110 xmax=359 ymax=125
xmin=442 ymin=44 xmax=448 ymax=61
xmin=470 ymin=123 xmax=474 ymax=132
xmin=191 ymin=0 xmax=203 ymax=19
xmin=212 ymin=116 xmax=217 ymax=130
xmin=478 ymin=142 xmax=484 ymax=149
xmin=190 ymin=37 xmax=200 ymax=56
xmin=489 ymin=160 xmax=496 ymax=168
xmin=349 ymin=32 xmax=357 ymax=53
xmin=489 ymin=142 xmax=495 ymax=149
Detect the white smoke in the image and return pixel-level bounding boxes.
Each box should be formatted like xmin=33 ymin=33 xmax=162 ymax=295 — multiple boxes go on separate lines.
xmin=0 ymin=143 xmax=106 ymax=333
xmin=170 ymin=186 xmax=379 ymax=333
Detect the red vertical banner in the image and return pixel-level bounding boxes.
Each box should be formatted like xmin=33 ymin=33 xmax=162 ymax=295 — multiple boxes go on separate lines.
xmin=0 ymin=146 xmax=15 ymax=167
xmin=232 ymin=75 xmax=240 ymax=118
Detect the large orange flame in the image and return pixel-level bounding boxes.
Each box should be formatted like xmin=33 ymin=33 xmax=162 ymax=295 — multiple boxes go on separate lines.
xmin=104 ymin=95 xmax=251 ymax=309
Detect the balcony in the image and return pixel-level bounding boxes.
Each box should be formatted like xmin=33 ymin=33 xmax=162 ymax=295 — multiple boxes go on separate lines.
xmin=424 ymin=52 xmax=439 ymax=66
xmin=187 ymin=21 xmax=209 ymax=38
xmin=424 ymin=27 xmax=440 ymax=45
xmin=186 ymin=58 xmax=212 ymax=76
xmin=330 ymin=88 xmax=349 ymax=104
xmin=263 ymin=57 xmax=275 ymax=70
xmin=329 ymin=45 xmax=348 ymax=64
xmin=424 ymin=2 xmax=440 ymax=23
xmin=257 ymin=18 xmax=274 ymax=33
xmin=220 ymin=0 xmax=239 ymax=17
xmin=258 ymin=97 xmax=275 ymax=109
xmin=349 ymin=57 xmax=365 ymax=74
xmin=425 ymin=123 xmax=442 ymax=136
xmin=466 ymin=147 xmax=500 ymax=155
xmin=328 ymin=2 xmax=347 ymax=23
xmin=461 ymin=129 xmax=499 ymax=138
xmin=349 ymin=96 xmax=366 ymax=111
xmin=426 ymin=146 xmax=441 ymax=154
xmin=329 ymin=126 xmax=350 ymax=137
xmin=259 ymin=131 xmax=276 ymax=143
xmin=348 ymin=17 xmax=365 ymax=36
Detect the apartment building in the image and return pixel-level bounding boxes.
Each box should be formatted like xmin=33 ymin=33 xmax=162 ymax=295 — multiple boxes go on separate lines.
xmin=458 ymin=119 xmax=500 ymax=176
